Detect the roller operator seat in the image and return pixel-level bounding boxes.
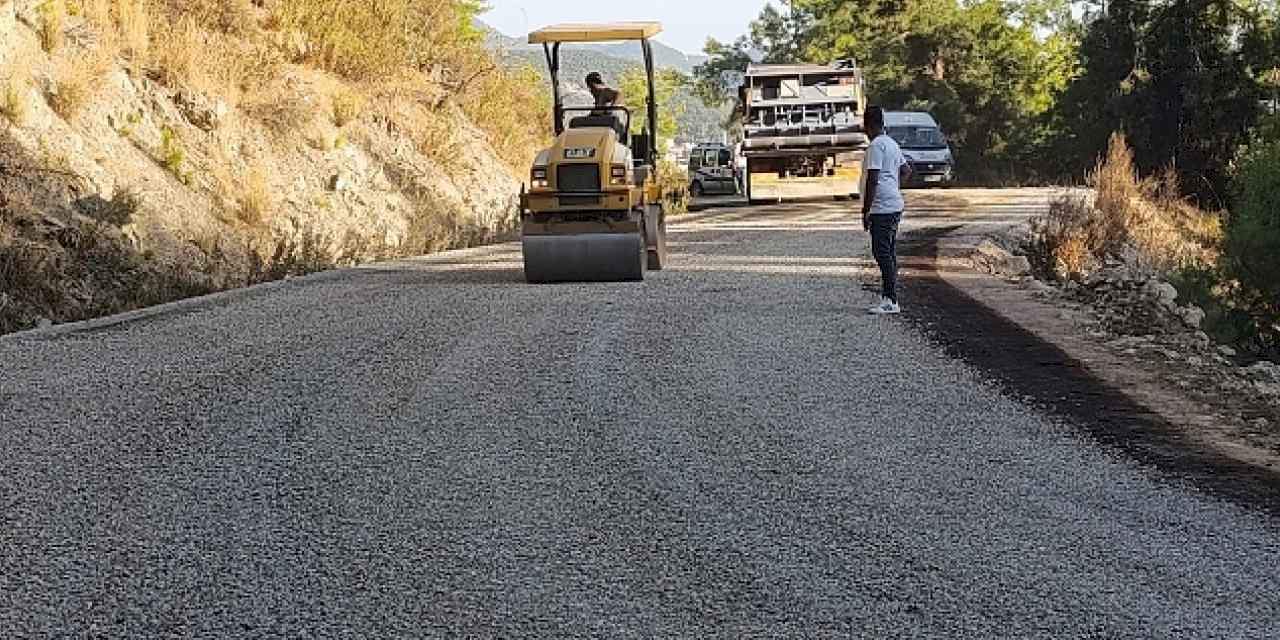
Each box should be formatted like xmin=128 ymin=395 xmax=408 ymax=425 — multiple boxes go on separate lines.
xmin=569 ymin=114 xmax=628 ymax=143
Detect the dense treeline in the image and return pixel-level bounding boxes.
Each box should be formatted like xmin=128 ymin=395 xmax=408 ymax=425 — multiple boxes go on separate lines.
xmin=696 ymin=0 xmax=1280 ymax=352
xmin=696 ymin=0 xmax=1277 ymax=195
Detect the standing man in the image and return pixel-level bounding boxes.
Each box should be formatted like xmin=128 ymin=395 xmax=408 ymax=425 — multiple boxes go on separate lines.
xmin=861 ymin=106 xmax=912 ymax=315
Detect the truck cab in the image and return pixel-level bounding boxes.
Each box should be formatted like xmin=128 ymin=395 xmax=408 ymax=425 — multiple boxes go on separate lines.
xmin=884 ymin=111 xmax=954 ymax=186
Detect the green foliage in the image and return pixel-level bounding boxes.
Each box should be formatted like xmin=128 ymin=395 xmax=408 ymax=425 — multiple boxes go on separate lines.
xmin=1050 ymin=0 xmax=1264 ymax=202
xmin=691 ymin=3 xmax=813 ymax=128
xmin=1167 ymin=266 xmax=1265 ymax=349
xmin=1225 ymin=138 xmax=1280 ymax=347
xmin=159 ymin=126 xmax=189 ymax=184
xmin=620 ymin=68 xmax=687 ymax=149
xmin=798 ymin=0 xmax=1078 ymax=167
xmin=694 ymin=0 xmax=1078 ymax=170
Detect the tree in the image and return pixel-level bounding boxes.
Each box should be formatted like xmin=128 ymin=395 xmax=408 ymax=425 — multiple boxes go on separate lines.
xmin=691 ymin=1 xmax=817 ymax=128
xmin=620 ymin=68 xmax=687 ymax=149
xmin=1052 ymin=0 xmax=1262 ymax=202
xmin=1226 ymin=138 xmax=1280 ymax=349
xmin=796 ymin=0 xmax=1078 ymax=176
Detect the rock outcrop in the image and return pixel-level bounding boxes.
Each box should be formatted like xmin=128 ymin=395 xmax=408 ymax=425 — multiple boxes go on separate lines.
xmin=0 ymin=7 xmax=528 ymax=333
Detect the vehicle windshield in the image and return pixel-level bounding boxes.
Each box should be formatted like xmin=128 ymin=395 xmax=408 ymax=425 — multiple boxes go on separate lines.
xmin=886 ymin=125 xmax=948 ymax=150
xmin=701 ymin=149 xmax=730 ymax=167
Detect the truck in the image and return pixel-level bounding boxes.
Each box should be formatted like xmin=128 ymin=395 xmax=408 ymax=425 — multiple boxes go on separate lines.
xmin=739 ymin=60 xmax=869 ymax=203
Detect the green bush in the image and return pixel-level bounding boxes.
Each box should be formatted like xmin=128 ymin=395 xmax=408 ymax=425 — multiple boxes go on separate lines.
xmin=1167 ymin=267 xmax=1261 ymax=349
xmin=1226 ymin=139 xmax=1280 ymax=348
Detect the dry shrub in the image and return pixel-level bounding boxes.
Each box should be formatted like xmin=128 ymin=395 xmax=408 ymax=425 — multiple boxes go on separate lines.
xmin=149 ymin=15 xmax=282 ymax=104
xmin=149 ymin=15 xmax=200 ymax=86
xmin=402 ymin=187 xmax=486 ymax=255
xmin=1029 ymin=133 xmax=1222 ymax=280
xmin=151 ymin=0 xmax=256 ymax=35
xmin=411 ymin=108 xmax=461 ymax=162
xmin=236 ymin=164 xmax=274 ymax=226
xmin=39 ymin=0 xmax=66 ymax=52
xmin=271 ymin=0 xmax=480 ymax=81
xmin=459 ymin=63 xmax=550 ymax=172
xmin=0 ymin=212 xmax=220 ymax=334
xmin=656 ymin=160 xmax=690 ymax=214
xmin=331 ymin=86 xmax=365 ymax=127
xmin=2 ymin=77 xmax=28 ymax=125
xmin=49 ymin=53 xmax=108 ymax=119
xmin=115 ymin=0 xmax=151 ymax=59
xmin=241 ymin=82 xmax=316 ymax=134
xmin=366 ymin=86 xmax=463 ymax=164
xmin=76 ymin=0 xmax=150 ymax=63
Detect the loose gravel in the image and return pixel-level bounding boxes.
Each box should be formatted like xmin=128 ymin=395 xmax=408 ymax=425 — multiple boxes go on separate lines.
xmin=2 ymin=190 xmax=1278 ymax=637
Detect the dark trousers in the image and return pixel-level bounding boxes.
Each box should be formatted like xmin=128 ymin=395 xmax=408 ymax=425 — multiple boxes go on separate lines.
xmin=870 ymin=212 xmax=902 ymax=302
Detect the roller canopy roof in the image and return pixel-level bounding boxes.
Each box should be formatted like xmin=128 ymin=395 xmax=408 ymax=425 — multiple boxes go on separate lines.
xmin=528 ymin=22 xmax=663 ymax=44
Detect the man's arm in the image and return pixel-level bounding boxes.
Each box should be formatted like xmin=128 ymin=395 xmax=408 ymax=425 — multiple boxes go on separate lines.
xmin=899 ymin=160 xmax=912 ymax=183
xmin=862 ymin=169 xmax=880 ymax=231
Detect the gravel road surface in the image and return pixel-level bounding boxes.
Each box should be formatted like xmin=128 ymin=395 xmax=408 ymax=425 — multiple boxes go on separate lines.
xmin=2 ymin=189 xmax=1278 ymax=637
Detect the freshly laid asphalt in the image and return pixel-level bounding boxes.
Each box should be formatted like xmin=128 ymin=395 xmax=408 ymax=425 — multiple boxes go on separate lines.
xmin=2 ymin=190 xmax=1277 ymax=637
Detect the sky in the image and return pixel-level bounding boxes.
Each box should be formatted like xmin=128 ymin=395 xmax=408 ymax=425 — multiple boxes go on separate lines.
xmin=482 ymin=0 xmax=774 ymax=55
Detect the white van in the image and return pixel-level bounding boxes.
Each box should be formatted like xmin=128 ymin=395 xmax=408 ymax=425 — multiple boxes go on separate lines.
xmin=688 ymin=144 xmax=739 ymax=196
xmin=884 ymin=111 xmax=954 ymax=186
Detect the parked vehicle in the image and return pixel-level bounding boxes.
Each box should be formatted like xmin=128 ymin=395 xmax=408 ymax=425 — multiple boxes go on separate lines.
xmin=884 ymin=111 xmax=954 ymax=186
xmin=688 ymin=143 xmax=739 ymax=196
xmin=519 ymin=21 xmax=669 ymax=283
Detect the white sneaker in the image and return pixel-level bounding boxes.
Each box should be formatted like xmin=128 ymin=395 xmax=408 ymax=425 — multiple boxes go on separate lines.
xmin=867 ymin=297 xmax=901 ymax=315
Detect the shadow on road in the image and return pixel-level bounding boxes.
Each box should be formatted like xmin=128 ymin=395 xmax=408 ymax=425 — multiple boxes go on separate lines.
xmin=899 ymin=226 xmax=1280 ymax=518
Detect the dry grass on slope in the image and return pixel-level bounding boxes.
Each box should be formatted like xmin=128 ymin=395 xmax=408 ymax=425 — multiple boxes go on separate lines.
xmin=1 ymin=0 xmax=546 ymax=335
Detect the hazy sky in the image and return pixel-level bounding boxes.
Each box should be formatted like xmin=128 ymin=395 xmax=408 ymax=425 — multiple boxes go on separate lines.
xmin=482 ymin=0 xmax=774 ymax=55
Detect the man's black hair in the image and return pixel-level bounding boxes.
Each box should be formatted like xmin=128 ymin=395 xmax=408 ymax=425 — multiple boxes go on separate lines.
xmin=585 ymin=72 xmax=604 ymax=87
xmin=865 ymin=106 xmax=885 ymax=130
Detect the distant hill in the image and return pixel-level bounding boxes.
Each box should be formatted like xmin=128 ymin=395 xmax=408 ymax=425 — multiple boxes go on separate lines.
xmin=480 ymin=23 xmax=708 ymax=73
xmin=578 ymin=41 xmax=709 ymax=74
xmin=481 ymin=22 xmax=729 ymax=144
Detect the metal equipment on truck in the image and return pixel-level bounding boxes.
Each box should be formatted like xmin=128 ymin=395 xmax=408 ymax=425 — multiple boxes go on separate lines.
xmin=519 ymin=22 xmax=669 ymax=283
xmin=739 ymin=61 xmax=869 ymax=203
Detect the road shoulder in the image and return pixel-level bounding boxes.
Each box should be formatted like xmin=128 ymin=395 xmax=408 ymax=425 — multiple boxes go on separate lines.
xmin=899 ymin=219 xmax=1280 ymax=516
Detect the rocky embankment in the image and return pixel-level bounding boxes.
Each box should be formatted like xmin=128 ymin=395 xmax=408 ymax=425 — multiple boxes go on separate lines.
xmin=964 ymin=221 xmax=1279 ymax=435
xmin=0 ymin=0 xmax=524 ymax=333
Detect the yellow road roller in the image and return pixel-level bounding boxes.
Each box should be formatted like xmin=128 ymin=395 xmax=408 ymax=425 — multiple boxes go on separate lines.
xmin=519 ymin=22 xmax=669 ymax=283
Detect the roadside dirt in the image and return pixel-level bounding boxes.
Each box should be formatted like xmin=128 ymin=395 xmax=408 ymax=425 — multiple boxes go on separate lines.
xmin=881 ymin=189 xmax=1280 ymax=516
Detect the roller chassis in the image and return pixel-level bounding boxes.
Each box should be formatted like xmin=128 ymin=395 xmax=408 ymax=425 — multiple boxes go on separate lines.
xmin=518 ymin=202 xmax=666 ymax=283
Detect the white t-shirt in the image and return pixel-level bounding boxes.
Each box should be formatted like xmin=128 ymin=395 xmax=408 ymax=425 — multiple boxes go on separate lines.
xmin=864 ymin=133 xmax=907 ymax=214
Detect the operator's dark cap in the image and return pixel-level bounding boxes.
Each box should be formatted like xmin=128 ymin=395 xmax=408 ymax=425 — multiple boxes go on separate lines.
xmin=585 ymin=72 xmax=603 ymax=86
